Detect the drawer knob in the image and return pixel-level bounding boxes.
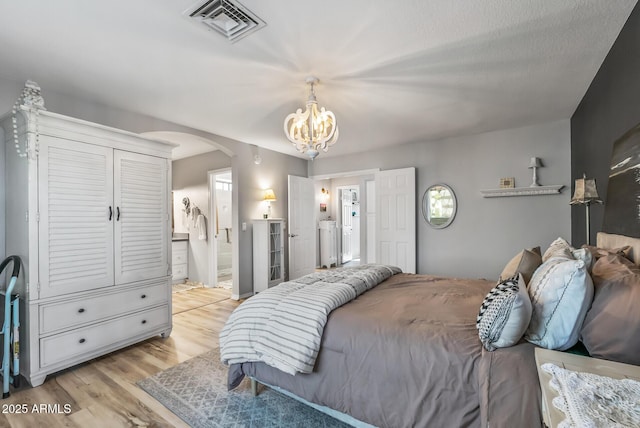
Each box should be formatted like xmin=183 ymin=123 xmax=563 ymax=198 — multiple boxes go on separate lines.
xmin=78 ymin=308 xmax=85 ymax=313
xmin=141 ymin=294 xmax=147 ymax=299
xmin=79 ymin=338 xmax=86 ymax=344
xmin=141 ymin=320 xmax=147 ymax=324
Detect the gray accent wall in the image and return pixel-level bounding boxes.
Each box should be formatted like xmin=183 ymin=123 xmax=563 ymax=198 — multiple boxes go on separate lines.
xmin=309 ymin=120 xmax=572 ymax=280
xmin=571 ymin=3 xmax=640 ymax=244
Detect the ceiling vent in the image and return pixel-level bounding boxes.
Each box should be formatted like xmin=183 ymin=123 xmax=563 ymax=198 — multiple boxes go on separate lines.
xmin=184 ymin=0 xmax=266 ymax=43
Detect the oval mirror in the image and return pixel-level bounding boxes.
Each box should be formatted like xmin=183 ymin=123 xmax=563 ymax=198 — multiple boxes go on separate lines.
xmin=422 ymin=184 xmax=457 ymax=229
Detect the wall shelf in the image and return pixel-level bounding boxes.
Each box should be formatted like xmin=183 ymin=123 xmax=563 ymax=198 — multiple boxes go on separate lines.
xmin=480 ymin=185 xmax=564 ymax=198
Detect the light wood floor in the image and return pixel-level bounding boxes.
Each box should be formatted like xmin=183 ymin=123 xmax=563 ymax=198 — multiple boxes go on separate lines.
xmin=0 ymin=287 xmax=239 ymax=428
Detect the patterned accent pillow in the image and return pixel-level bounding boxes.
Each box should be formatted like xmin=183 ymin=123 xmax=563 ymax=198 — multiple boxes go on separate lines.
xmin=525 ymin=258 xmax=594 ymax=350
xmin=542 ymin=237 xmax=574 ymax=262
xmin=477 ymin=274 xmax=532 ymax=351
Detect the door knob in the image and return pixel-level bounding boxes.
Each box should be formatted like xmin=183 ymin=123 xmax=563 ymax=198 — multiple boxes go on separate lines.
xmin=289 ymin=233 xmax=298 ymax=238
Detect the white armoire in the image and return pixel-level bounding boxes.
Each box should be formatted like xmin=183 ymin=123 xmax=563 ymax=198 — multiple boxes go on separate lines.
xmin=2 ymin=107 xmax=174 ymax=386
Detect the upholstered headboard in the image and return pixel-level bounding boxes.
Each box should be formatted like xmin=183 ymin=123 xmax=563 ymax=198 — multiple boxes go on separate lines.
xmin=597 ymin=232 xmax=640 ymax=264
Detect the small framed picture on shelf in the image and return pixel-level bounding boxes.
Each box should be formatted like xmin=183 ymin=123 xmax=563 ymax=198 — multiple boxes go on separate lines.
xmin=500 ymin=177 xmax=515 ymax=188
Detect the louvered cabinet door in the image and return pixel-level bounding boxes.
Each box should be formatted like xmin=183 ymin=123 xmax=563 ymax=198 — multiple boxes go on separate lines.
xmin=38 ymin=137 xmax=115 ymax=298
xmin=114 ymin=150 xmax=169 ymax=285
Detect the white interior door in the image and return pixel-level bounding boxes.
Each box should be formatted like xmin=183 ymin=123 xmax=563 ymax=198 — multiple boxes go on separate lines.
xmin=375 ymin=167 xmax=416 ymax=273
xmin=288 ymin=175 xmax=316 ymax=280
xmin=365 ymin=180 xmax=376 ymax=263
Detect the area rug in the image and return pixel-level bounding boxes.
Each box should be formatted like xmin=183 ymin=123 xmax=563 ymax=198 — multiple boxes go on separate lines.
xmin=137 ymin=348 xmax=350 ymax=427
xmin=172 ymin=281 xmax=204 ymax=293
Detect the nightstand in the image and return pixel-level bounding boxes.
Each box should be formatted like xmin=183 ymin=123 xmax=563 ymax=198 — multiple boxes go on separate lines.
xmin=534 ymin=347 xmax=640 ymax=427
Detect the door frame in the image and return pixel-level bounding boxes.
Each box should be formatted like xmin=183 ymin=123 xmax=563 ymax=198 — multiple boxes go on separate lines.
xmin=310 ymin=169 xmax=379 ymax=266
xmin=207 ymin=167 xmax=232 ymax=288
xmin=336 ymin=185 xmax=359 ymax=264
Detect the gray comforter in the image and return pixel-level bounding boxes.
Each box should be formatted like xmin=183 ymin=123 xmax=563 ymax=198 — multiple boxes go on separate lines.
xmin=229 ymin=273 xmax=542 ymax=428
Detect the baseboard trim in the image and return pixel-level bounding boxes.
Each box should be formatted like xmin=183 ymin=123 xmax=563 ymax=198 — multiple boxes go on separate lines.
xmin=231 ymin=292 xmax=253 ymax=300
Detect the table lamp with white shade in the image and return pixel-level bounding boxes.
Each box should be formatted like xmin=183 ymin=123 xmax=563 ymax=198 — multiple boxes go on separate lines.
xmin=570 ymin=174 xmax=603 ymax=245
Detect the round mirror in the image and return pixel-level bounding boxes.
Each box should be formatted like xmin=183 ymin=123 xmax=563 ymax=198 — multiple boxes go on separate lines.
xmin=422 ymin=184 xmax=457 ymax=229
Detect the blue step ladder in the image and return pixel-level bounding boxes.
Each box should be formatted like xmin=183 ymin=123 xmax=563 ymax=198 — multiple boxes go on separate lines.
xmin=0 ymin=256 xmax=21 ymax=398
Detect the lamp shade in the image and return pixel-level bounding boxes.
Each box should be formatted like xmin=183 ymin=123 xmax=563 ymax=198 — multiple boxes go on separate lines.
xmin=528 ymin=157 xmax=542 ymax=168
xmin=263 ymin=188 xmax=276 ymax=202
xmin=570 ymin=175 xmax=602 ymax=205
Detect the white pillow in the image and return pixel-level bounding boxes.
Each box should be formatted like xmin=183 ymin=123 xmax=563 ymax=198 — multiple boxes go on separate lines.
xmin=571 ymin=247 xmax=594 ymax=273
xmin=477 ymin=274 xmax=532 ymax=351
xmin=525 ymin=258 xmax=594 ymax=350
xmin=542 ymin=237 xmax=574 ymax=261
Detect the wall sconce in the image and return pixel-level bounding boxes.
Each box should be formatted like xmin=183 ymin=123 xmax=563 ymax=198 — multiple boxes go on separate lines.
xmin=263 ymin=188 xmax=276 ymax=218
xmin=250 ymin=144 xmax=262 ymax=165
xmin=528 ymin=157 xmax=542 ymax=187
xmin=321 ymin=187 xmax=330 ymax=198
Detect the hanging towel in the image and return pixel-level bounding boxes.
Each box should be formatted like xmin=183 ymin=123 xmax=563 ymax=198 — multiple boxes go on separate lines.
xmin=196 ymin=214 xmax=207 ymax=241
xmin=191 ymin=206 xmax=201 ymax=223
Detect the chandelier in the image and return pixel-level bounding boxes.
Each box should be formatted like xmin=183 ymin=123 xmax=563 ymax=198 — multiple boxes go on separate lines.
xmin=284 ymin=77 xmax=339 ymax=160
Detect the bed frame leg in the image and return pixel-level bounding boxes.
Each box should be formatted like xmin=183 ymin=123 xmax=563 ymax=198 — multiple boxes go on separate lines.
xmin=251 ymin=378 xmax=258 ymax=396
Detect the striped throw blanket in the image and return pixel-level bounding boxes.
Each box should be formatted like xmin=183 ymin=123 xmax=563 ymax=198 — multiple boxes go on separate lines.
xmin=220 ymin=264 xmax=401 ymax=375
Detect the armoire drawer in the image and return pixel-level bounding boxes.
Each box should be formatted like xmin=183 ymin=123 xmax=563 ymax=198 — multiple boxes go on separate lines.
xmin=40 ymin=305 xmax=169 ymax=368
xmin=40 ymin=281 xmax=169 ymax=335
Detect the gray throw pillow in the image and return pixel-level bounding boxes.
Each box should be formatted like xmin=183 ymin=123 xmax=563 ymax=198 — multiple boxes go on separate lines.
xmin=580 ymin=254 xmax=640 ymax=365
xmin=500 ymin=247 xmax=542 ymax=285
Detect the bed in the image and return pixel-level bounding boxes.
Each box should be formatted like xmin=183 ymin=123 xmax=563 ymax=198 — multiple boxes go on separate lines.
xmin=221 ymin=123 xmax=640 ymax=426
xmin=222 ymin=268 xmax=542 ymax=427
xmin=220 ymin=230 xmax=640 ymax=428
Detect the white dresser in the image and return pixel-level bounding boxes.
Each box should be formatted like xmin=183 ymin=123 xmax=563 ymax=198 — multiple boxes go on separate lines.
xmin=253 ymin=219 xmax=284 ymax=293
xmin=2 ymin=107 xmax=174 ymax=387
xmin=171 ymin=239 xmax=189 ymax=284
xmin=319 ymin=220 xmax=337 ymax=268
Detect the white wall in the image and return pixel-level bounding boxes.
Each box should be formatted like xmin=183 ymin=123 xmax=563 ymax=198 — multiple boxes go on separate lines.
xmin=232 ymin=143 xmax=307 ymax=297
xmin=172 ymin=151 xmax=232 ymax=285
xmin=0 ymin=77 xmax=308 ymax=299
xmin=314 ymin=179 xmax=332 ymax=222
xmin=0 ymin=77 xmax=572 ymax=289
xmin=309 ymin=119 xmax=572 ymax=280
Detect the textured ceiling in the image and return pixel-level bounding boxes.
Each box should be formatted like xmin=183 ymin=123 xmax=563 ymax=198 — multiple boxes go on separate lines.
xmin=0 ymin=0 xmax=636 ymax=159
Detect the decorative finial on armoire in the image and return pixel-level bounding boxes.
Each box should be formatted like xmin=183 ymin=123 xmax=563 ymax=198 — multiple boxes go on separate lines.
xmin=11 ymin=80 xmax=46 ymax=159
